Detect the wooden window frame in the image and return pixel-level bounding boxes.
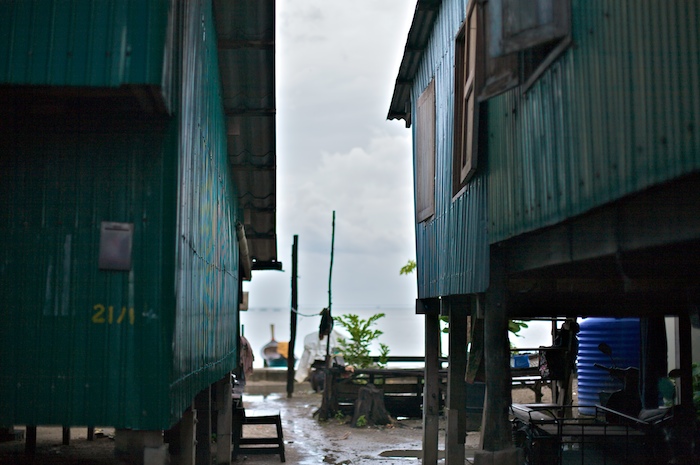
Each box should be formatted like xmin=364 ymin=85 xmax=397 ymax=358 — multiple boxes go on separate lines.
xmin=416 ymin=79 xmax=436 ymax=223
xmin=453 ymin=1 xmax=482 ymax=197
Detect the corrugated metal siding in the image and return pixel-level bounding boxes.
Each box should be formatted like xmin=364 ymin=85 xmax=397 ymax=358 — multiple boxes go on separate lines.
xmin=169 ymin=0 xmax=239 ymax=426
xmin=0 ymin=0 xmax=168 ymax=87
xmin=0 ymin=0 xmax=240 ymax=430
xmin=414 ymin=0 xmax=490 ymax=298
xmin=488 ymin=0 xmax=700 ymax=243
xmin=0 ymin=113 xmax=176 ymax=429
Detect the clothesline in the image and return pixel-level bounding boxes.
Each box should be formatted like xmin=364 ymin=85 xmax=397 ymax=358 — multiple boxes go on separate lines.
xmin=290 ymin=307 xmax=323 ymax=318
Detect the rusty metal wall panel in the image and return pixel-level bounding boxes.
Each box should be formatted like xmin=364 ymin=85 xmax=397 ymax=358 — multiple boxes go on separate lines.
xmin=488 ymin=0 xmax=700 ymax=243
xmin=413 ymin=0 xmax=490 ymax=298
xmin=0 ymin=0 xmax=168 ymax=87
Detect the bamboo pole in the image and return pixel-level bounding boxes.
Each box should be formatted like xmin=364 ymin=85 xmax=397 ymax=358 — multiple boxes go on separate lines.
xmin=319 ymin=212 xmax=336 ymax=419
xmin=287 ymin=235 xmax=299 ymax=397
xmin=326 ymin=211 xmax=335 ymax=359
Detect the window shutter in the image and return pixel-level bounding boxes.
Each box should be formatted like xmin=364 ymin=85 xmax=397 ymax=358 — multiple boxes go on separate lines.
xmin=488 ymin=0 xmax=570 ymax=57
xmin=461 ymin=8 xmax=479 ymax=183
xmin=480 ymin=1 xmax=519 ymax=100
xmin=453 ymin=3 xmax=480 ymax=195
xmin=416 ymin=80 xmax=436 ymax=223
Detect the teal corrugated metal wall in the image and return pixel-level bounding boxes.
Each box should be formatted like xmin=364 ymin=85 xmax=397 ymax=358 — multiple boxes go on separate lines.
xmin=0 ymin=0 xmax=240 ymax=430
xmin=0 ymin=113 xmax=176 ymax=429
xmin=413 ymin=0 xmax=490 ymax=298
xmin=169 ymin=0 xmax=240 ymax=426
xmin=0 ymin=0 xmax=168 ymax=87
xmin=488 ymin=0 xmax=700 ymax=243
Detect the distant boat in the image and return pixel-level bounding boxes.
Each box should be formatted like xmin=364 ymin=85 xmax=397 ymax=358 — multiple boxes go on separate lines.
xmin=261 ymin=324 xmax=287 ymax=367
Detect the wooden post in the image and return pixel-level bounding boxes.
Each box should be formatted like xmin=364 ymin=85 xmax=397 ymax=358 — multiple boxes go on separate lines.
xmin=287 ymin=235 xmax=299 ymax=398
xmin=194 ymin=387 xmax=211 ymax=465
xmin=423 ymin=301 xmax=440 ymax=465
xmin=481 ymin=249 xmax=512 ymax=452
xmin=445 ymin=298 xmax=467 ymax=465
xmin=62 ymin=426 xmax=70 ymax=445
xmin=677 ymin=310 xmax=696 ymax=460
xmin=318 ymin=214 xmax=337 ymax=420
xmin=25 ymin=426 xmax=36 ymax=454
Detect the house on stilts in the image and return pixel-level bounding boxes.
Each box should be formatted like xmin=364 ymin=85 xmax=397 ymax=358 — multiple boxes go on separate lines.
xmin=0 ymin=1 xmax=279 ymax=463
xmin=389 ymin=0 xmax=700 ymax=463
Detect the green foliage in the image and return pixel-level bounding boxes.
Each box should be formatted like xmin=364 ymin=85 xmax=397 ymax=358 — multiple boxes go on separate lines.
xmin=355 ymin=415 xmax=367 ymax=427
xmin=400 ymin=259 xmax=416 ymax=275
xmin=378 ymin=343 xmax=390 ymax=366
xmin=335 ymin=313 xmax=389 ymax=369
xmin=440 ymin=315 xmax=450 ymax=333
xmin=509 ymin=320 xmax=528 ymax=336
xmin=509 ymin=320 xmax=529 ymax=349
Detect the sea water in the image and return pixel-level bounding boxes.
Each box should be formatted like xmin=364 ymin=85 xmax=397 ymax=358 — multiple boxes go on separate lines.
xmin=241 ymin=306 xmax=425 ymax=368
xmin=240 ymin=306 xmax=554 ymax=368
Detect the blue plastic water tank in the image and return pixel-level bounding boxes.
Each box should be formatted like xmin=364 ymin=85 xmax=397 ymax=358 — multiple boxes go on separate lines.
xmin=576 ymin=318 xmax=640 ymax=415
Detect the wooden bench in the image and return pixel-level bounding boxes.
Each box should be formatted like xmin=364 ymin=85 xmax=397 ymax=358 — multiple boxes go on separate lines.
xmin=333 ymin=368 xmax=447 ymax=419
xmin=511 ymin=366 xmax=547 ymax=403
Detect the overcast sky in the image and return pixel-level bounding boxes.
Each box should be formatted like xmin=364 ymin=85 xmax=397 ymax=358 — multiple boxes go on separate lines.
xmin=244 ymin=1 xmax=420 ymax=312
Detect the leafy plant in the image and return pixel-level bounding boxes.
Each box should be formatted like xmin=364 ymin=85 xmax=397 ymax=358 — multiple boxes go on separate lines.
xmin=399 ymin=259 xmax=416 ymax=275
xmin=335 ymin=313 xmax=389 ymax=369
xmin=355 ymin=414 xmax=367 ymax=427
xmin=509 ymin=319 xmax=529 ymax=336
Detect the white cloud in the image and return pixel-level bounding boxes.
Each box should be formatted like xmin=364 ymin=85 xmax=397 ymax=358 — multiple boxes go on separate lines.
xmin=284 ymin=131 xmax=414 ymax=254
xmin=247 ymin=1 xmax=418 ymax=310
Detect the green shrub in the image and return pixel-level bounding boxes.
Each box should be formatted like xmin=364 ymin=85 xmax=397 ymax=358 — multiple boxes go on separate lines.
xmin=335 ymin=313 xmax=389 ymax=369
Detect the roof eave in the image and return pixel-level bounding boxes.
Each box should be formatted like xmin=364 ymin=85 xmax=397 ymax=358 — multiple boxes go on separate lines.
xmin=214 ymin=0 xmax=281 ymax=271
xmin=387 ymin=0 xmax=442 ymax=126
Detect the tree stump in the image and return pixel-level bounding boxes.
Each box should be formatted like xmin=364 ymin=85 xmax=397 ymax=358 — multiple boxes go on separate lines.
xmin=351 ymin=384 xmax=393 ymax=427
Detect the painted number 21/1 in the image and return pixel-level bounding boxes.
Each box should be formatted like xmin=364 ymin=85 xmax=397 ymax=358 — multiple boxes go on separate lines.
xmin=92 ymin=304 xmax=135 ymax=325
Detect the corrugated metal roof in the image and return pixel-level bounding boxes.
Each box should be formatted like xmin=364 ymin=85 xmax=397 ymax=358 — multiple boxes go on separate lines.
xmin=387 ymin=0 xmax=442 ymax=125
xmin=214 ymin=0 xmax=280 ymax=270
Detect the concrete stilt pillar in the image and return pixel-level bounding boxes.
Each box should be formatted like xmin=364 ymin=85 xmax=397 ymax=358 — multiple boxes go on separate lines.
xmin=114 ymin=429 xmax=168 ymax=465
xmin=215 ymin=374 xmax=233 ymax=464
xmin=178 ymin=409 xmax=197 ymax=465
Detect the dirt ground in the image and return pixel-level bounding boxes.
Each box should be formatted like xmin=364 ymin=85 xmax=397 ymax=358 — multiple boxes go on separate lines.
xmin=0 ymin=384 xmax=548 ymax=465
